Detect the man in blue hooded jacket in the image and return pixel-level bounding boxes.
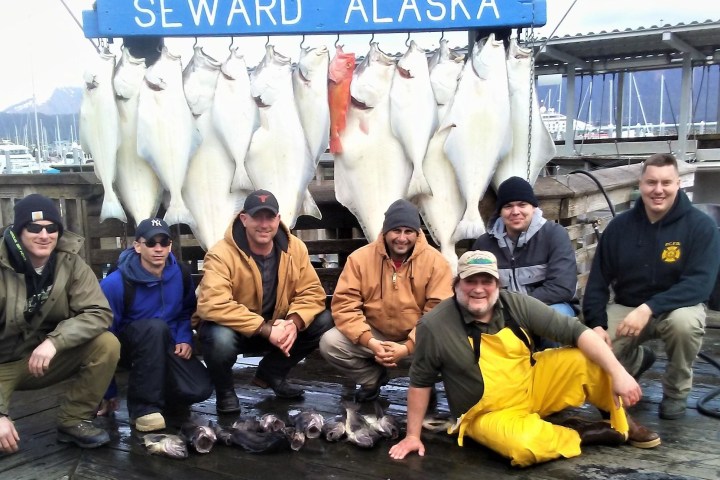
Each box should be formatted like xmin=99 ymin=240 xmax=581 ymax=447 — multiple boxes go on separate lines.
xmin=583 ymin=153 xmax=720 ymax=420
xmin=99 ymin=218 xmax=212 ymax=431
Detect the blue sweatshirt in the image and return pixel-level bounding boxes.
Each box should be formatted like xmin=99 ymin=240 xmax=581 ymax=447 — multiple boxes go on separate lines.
xmin=583 ymin=189 xmax=720 ymax=329
xmin=100 ymin=249 xmax=196 ymax=345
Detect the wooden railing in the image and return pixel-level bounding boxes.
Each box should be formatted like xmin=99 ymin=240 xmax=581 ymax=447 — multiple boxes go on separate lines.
xmin=0 ymin=161 xmax=696 ymax=299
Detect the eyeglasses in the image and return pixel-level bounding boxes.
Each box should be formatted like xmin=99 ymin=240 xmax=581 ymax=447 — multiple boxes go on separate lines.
xmin=141 ymin=237 xmax=171 ymax=248
xmin=25 ymin=223 xmax=60 ymax=234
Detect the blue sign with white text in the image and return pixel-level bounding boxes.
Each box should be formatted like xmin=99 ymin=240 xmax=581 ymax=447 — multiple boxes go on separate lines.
xmin=83 ymin=0 xmax=546 ymax=38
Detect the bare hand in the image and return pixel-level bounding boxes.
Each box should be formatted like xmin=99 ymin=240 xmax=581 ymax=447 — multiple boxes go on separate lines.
xmin=592 ymin=326 xmax=612 ymax=348
xmin=368 ymin=339 xmax=393 ymax=367
xmin=269 ymin=320 xmax=297 ymax=357
xmin=0 ymin=416 xmax=20 ymax=454
xmin=611 ymin=370 xmax=642 ymax=409
xmin=616 ymin=304 xmax=652 ymax=338
xmin=389 ymin=434 xmax=425 ymax=459
xmin=379 ymin=341 xmax=409 ymax=366
xmin=97 ymin=397 xmax=120 ymax=417
xmin=28 ymin=339 xmax=57 ymax=377
xmin=175 ymin=343 xmax=192 ymax=359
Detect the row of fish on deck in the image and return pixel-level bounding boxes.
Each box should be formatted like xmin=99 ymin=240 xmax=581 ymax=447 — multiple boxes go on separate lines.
xmin=143 ymin=402 xmax=402 ymax=458
xmin=79 ymin=34 xmax=555 ymax=267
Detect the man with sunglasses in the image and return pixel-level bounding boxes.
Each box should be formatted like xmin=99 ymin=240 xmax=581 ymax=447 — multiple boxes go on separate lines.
xmin=0 ymin=194 xmax=119 ymax=453
xmin=194 ymin=189 xmax=332 ymax=413
xmin=99 ymin=218 xmax=212 ymax=431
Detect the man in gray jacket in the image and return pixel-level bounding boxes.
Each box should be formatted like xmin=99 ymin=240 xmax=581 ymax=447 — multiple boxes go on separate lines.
xmin=0 ymin=194 xmax=120 ymax=454
xmin=474 ymin=177 xmax=578 ymax=348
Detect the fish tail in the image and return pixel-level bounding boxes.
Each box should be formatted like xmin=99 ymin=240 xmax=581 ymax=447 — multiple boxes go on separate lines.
xmin=329 ymin=134 xmax=343 ymax=154
xmin=406 ymin=169 xmax=433 ymax=199
xmin=163 ymin=198 xmax=196 ymax=229
xmin=453 ymin=214 xmax=486 ymax=241
xmin=100 ymin=191 xmax=128 ymax=223
xmin=231 ymin=166 xmax=255 ymax=192
xmin=302 ymin=190 xmax=322 ymax=219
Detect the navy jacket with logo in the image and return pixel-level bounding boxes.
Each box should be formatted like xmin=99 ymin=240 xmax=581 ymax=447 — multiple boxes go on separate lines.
xmin=583 ymin=189 xmax=720 ymax=330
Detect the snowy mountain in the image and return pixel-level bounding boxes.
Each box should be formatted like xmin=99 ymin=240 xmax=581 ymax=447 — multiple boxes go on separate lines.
xmin=2 ymin=87 xmax=82 ymax=115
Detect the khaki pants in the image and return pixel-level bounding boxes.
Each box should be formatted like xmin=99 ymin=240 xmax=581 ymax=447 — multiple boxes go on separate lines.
xmin=0 ymin=332 xmax=120 ymax=427
xmin=319 ymin=326 xmax=412 ymax=387
xmin=606 ymin=303 xmax=706 ymax=400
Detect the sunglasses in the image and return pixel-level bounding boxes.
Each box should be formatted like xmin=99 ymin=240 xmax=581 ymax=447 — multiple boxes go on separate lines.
xmin=26 ymin=223 xmax=60 ymax=234
xmin=141 ymin=237 xmax=171 ymax=248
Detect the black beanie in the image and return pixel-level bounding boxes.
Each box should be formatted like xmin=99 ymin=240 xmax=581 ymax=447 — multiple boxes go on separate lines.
xmin=382 ymin=199 xmax=421 ymax=233
xmin=12 ymin=194 xmax=64 ymax=236
xmin=495 ymin=177 xmax=538 ymax=212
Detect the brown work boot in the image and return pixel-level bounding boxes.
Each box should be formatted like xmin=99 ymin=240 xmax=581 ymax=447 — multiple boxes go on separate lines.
xmin=559 ymin=417 xmax=625 ymax=446
xmin=626 ymin=415 xmax=661 ymax=448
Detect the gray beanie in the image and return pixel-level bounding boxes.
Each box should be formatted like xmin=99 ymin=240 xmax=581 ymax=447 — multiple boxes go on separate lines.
xmin=382 ymin=199 xmax=421 ymax=233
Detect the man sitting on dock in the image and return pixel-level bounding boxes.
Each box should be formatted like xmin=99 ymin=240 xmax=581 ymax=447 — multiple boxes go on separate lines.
xmin=583 ymin=153 xmax=720 ymax=420
xmin=473 ymin=176 xmax=579 ymax=349
xmin=194 ymin=189 xmax=332 ymax=414
xmin=0 ymin=194 xmax=119 ymax=453
xmin=99 ymin=218 xmax=212 ymax=432
xmin=320 ymin=199 xmax=453 ymax=402
xmin=389 ymin=250 xmax=660 ymax=467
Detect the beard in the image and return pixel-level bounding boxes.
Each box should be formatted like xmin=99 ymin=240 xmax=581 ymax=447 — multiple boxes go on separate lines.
xmin=456 ymin=287 xmax=499 ymax=320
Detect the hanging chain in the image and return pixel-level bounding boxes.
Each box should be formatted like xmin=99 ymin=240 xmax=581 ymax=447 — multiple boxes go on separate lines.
xmin=525 ymin=22 xmax=536 ymax=182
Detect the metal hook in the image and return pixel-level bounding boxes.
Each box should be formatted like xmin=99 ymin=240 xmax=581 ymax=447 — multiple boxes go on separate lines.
xmin=265 ymin=35 xmax=270 ymax=47
xmin=405 ymin=32 xmax=411 ymax=47
xmin=439 ymin=31 xmax=445 ymax=42
xmin=300 ymin=34 xmax=306 ymax=49
xmin=229 ymin=37 xmax=235 ymax=51
xmin=335 ymin=33 xmax=340 ymax=48
xmin=369 ymin=33 xmax=375 ymax=46
xmin=193 ymin=37 xmax=198 ymax=49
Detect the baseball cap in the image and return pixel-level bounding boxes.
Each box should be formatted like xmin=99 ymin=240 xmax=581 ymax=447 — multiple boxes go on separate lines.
xmin=135 ymin=217 xmax=171 ymax=240
xmin=457 ymin=251 xmax=499 ymax=280
xmin=243 ymin=189 xmax=279 ymax=216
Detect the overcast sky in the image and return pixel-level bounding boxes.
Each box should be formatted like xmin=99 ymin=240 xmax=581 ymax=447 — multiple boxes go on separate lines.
xmin=0 ymin=0 xmax=715 ymax=110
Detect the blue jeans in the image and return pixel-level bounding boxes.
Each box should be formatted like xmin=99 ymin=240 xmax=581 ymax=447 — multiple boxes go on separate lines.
xmin=535 ymin=303 xmax=577 ymax=350
xmin=198 ymin=309 xmax=333 ymax=391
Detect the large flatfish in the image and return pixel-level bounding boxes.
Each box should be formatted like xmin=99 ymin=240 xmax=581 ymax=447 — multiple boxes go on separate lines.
xmin=113 ymin=46 xmax=162 ymax=224
xmin=390 ymin=40 xmax=437 ymax=199
xmin=182 ymin=46 xmax=243 ymax=250
xmin=492 ymin=38 xmax=556 ymax=189
xmin=443 ymin=35 xmax=511 ymax=240
xmin=137 ymin=47 xmax=200 ymax=228
xmin=428 ymin=39 xmax=464 ymax=123
xmin=334 ymin=43 xmax=411 ymax=241
xmin=213 ymin=47 xmax=258 ymax=193
xmin=79 ymin=50 xmax=126 ymax=223
xmin=245 ymin=45 xmax=317 ymax=227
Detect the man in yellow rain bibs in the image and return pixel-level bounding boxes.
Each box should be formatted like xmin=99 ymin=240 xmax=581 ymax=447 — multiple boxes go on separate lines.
xmin=389 ymin=251 xmax=660 ymax=467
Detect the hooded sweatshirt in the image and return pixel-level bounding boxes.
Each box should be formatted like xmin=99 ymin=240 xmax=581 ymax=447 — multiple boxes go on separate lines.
xmin=331 ymin=231 xmax=453 ymax=352
xmin=100 ymin=249 xmax=195 ymax=345
xmin=583 ymin=189 xmax=720 ymax=329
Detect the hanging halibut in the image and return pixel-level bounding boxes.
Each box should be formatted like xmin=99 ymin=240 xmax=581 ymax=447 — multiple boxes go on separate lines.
xmin=245 ymin=45 xmax=317 ymax=227
xmin=492 ymin=38 xmax=557 ymax=189
xmin=443 ymin=35 xmax=511 ymax=240
xmin=293 ymin=45 xmax=330 ymax=164
xmin=213 ymin=47 xmax=258 ymax=193
xmin=137 ymin=47 xmax=200 ymax=228
xmin=328 ymin=46 xmax=355 ymax=154
xmin=390 ymin=40 xmax=437 ymax=199
xmin=79 ymin=50 xmax=126 ymax=223
xmin=113 ymin=46 xmax=162 ymax=224
xmin=335 ymin=43 xmax=411 ymax=241
xmin=183 ymin=46 xmax=242 ymax=250
xmin=428 ymin=39 xmax=464 ymax=123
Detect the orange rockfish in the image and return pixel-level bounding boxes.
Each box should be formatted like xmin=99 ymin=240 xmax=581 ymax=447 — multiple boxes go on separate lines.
xmin=328 ymin=45 xmax=355 ymax=154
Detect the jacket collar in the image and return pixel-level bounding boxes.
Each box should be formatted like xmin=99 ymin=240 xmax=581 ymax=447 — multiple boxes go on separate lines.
xmin=489 ymin=208 xmax=546 ymax=249
xmin=228 ymin=215 xmax=290 ymax=257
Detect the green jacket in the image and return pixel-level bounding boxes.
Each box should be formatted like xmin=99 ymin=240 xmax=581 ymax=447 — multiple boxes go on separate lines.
xmin=0 ymin=230 xmax=112 ymax=365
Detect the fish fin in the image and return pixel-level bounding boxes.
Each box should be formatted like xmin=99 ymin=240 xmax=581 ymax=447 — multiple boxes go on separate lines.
xmin=359 ymin=118 xmax=369 ymax=135
xmin=100 ymin=192 xmax=128 ymax=223
xmin=452 ymin=218 xmax=486 ymax=242
xmin=302 ymin=190 xmax=322 ymax=219
xmin=406 ymin=170 xmax=433 ymax=199
xmin=231 ymin=165 xmax=255 ymax=192
xmin=163 ymin=198 xmax=197 ymax=229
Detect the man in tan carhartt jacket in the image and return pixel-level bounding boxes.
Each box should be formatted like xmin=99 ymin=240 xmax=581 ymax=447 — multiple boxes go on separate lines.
xmin=320 ymin=199 xmax=453 ymax=402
